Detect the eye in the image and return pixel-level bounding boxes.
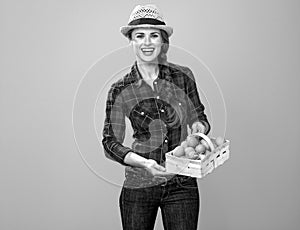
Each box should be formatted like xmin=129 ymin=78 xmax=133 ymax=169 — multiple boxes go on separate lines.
xmin=151 ymin=33 xmax=160 ymax=38
xmin=135 ymin=34 xmax=144 ymax=39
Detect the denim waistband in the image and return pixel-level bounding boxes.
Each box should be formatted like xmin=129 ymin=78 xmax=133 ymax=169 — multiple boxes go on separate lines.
xmin=123 ymin=166 xmax=193 ymax=188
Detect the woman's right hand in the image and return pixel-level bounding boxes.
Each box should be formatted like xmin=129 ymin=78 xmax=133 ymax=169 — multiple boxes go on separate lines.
xmin=143 ymin=159 xmax=173 ymax=176
xmin=124 ymin=152 xmax=174 ymax=176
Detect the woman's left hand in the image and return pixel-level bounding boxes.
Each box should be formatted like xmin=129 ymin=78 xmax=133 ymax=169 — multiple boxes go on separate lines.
xmin=191 ymin=121 xmax=206 ymax=134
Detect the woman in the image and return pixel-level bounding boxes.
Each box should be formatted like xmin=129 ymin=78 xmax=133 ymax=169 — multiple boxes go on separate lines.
xmin=102 ymin=4 xmax=210 ymax=230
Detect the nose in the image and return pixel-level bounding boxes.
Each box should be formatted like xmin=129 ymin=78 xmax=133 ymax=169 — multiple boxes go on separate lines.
xmin=144 ymin=35 xmax=151 ymax=46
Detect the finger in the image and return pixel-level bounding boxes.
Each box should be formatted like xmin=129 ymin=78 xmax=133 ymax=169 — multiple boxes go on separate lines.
xmin=199 ymin=123 xmax=206 ymax=133
xmin=191 ymin=123 xmax=197 ymax=133
xmin=193 ymin=122 xmax=203 ymax=133
xmin=153 ymin=164 xmax=166 ymax=172
xmin=191 ymin=127 xmax=197 ymax=134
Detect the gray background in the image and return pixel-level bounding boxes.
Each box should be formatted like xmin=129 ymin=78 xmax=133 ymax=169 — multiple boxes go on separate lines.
xmin=1 ymin=0 xmax=299 ymax=229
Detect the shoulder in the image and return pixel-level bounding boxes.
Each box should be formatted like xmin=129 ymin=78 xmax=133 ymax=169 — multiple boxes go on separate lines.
xmin=167 ymin=62 xmax=195 ymax=80
xmin=107 ymin=73 xmax=134 ymax=98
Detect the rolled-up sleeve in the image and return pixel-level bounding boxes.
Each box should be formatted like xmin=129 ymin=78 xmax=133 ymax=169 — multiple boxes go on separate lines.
xmin=184 ymin=67 xmax=211 ymax=135
xmin=102 ymin=83 xmax=133 ymax=165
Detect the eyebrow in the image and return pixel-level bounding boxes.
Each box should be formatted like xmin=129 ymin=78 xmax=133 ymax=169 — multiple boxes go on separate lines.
xmin=134 ymin=32 xmax=160 ymax=35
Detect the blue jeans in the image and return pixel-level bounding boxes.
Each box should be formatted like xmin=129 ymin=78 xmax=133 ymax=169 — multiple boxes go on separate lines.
xmin=119 ymin=175 xmax=200 ymax=230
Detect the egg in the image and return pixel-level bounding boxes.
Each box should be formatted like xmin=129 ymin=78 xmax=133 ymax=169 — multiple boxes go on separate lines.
xmin=215 ymin=136 xmax=225 ymax=146
xmin=173 ymin=146 xmax=185 ymax=157
xmin=184 ymin=147 xmax=196 ymax=159
xmin=180 ymin=140 xmax=188 ymax=149
xmin=186 ymin=136 xmax=199 ymax=148
xmin=195 ymin=144 xmax=206 ymax=154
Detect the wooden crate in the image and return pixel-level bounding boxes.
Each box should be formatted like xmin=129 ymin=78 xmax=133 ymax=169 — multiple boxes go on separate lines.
xmin=165 ymin=134 xmax=230 ymax=178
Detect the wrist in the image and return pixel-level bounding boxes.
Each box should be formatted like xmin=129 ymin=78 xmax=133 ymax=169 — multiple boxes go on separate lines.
xmin=142 ymin=159 xmax=153 ymax=169
xmin=124 ymin=152 xmax=151 ymax=168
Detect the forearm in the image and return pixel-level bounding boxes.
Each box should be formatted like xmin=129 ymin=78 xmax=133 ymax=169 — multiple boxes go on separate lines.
xmin=124 ymin=152 xmax=168 ymax=175
xmin=184 ymin=67 xmax=210 ymax=134
xmin=102 ymin=137 xmax=133 ymax=165
xmin=123 ymin=151 xmax=149 ymax=168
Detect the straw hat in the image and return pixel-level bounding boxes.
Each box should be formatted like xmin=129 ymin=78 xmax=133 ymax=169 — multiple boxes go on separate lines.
xmin=120 ymin=4 xmax=173 ymax=37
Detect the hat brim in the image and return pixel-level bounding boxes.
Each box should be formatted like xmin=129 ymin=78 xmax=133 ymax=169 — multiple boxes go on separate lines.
xmin=120 ymin=24 xmax=173 ymax=37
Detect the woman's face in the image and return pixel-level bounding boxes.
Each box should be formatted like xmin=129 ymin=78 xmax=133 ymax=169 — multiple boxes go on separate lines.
xmin=130 ymin=28 xmax=162 ymax=63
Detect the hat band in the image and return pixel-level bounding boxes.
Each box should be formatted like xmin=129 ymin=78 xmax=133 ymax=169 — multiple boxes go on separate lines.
xmin=128 ymin=18 xmax=166 ymax=26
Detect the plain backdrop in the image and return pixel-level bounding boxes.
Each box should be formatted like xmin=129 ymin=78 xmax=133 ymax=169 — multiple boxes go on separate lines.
xmin=1 ymin=0 xmax=299 ymax=229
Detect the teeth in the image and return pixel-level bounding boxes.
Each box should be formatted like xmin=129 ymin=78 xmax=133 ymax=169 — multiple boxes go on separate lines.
xmin=142 ymin=48 xmax=154 ymax=52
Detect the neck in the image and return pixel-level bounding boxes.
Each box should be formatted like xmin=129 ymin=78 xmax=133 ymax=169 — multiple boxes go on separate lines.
xmin=136 ymin=60 xmax=159 ymax=81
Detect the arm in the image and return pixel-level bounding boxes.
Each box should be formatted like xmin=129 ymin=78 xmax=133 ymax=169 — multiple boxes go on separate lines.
xmin=102 ymin=83 xmax=133 ymax=166
xmin=184 ymin=67 xmax=211 ymax=134
xmin=102 ymin=83 xmax=171 ymax=175
xmin=124 ymin=152 xmax=171 ymax=176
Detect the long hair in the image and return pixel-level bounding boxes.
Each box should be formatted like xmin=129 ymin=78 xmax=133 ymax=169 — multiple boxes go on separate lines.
xmin=156 ymin=30 xmax=186 ymax=129
xmin=157 ymin=30 xmax=169 ymax=65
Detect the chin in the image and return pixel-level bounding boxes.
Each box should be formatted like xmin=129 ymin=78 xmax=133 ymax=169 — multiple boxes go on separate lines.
xmin=136 ymin=51 xmax=159 ymax=63
xmin=139 ymin=56 xmax=159 ymax=63
xmin=142 ymin=58 xmax=157 ymax=63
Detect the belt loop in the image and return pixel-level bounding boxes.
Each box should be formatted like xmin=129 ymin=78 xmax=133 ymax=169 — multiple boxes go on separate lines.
xmin=175 ymin=175 xmax=180 ymax=184
xmin=154 ymin=176 xmax=168 ymax=186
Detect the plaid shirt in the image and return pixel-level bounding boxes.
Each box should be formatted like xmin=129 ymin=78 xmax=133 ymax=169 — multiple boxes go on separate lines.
xmin=102 ymin=61 xmax=210 ymax=167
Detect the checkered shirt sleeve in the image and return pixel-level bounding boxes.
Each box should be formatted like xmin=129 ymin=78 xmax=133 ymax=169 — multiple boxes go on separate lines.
xmin=102 ymin=82 xmax=133 ymax=165
xmin=184 ymin=67 xmax=211 ymax=134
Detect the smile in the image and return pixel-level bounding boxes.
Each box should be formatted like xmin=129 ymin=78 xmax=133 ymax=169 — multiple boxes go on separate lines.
xmin=141 ymin=48 xmax=155 ymax=52
xmin=141 ymin=48 xmax=155 ymax=56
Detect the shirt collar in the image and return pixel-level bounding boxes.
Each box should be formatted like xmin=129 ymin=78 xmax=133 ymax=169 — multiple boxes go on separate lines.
xmin=128 ymin=61 xmax=172 ymax=87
